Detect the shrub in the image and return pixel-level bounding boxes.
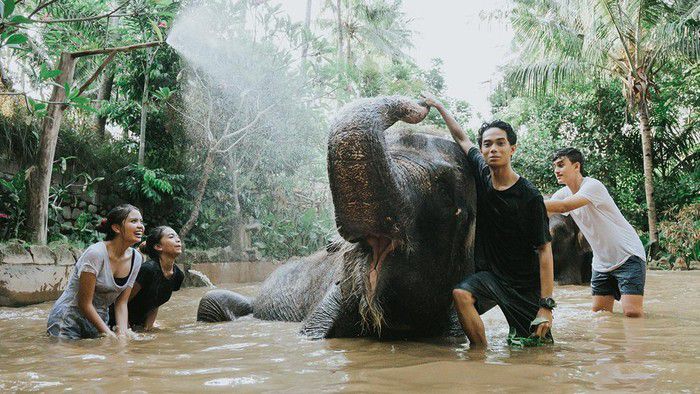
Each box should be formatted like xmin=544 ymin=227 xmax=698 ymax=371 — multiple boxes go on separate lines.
xmin=658 ymin=203 xmax=700 ymax=268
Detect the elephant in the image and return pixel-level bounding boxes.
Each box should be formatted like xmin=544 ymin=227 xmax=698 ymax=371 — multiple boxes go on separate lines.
xmin=549 ymin=213 xmax=593 ymax=285
xmin=197 ymin=96 xmax=478 ymax=339
xmin=196 ymin=96 xmax=591 ymax=339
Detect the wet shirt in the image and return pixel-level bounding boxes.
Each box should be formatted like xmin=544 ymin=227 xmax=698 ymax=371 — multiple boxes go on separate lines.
xmin=127 ymin=260 xmax=184 ymax=326
xmin=465 ymin=147 xmax=551 ymax=290
xmin=551 ymin=177 xmax=645 ymax=272
xmin=47 ymin=242 xmax=142 ymax=339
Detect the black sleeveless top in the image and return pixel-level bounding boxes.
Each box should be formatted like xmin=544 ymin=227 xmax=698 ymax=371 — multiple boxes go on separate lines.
xmin=113 ymin=252 xmax=135 ymax=286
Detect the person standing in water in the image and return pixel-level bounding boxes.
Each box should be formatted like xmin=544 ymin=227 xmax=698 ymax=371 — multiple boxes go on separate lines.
xmin=421 ymin=93 xmax=555 ymax=347
xmin=116 ymin=226 xmax=184 ymax=330
xmin=47 ymin=204 xmax=144 ymax=339
xmin=545 ymin=148 xmax=646 ymax=317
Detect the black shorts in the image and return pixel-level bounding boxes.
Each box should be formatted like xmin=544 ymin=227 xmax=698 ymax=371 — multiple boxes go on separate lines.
xmin=455 ymin=271 xmax=544 ymax=338
xmin=591 ymin=255 xmax=646 ymax=300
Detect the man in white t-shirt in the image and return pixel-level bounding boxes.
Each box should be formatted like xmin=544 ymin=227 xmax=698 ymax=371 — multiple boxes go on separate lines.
xmin=545 ymin=148 xmax=646 ymax=317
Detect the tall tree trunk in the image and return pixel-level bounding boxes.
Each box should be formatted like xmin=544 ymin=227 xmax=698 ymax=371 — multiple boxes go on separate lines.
xmin=137 ymin=53 xmax=151 ymax=166
xmin=27 ymin=53 xmax=76 ymax=245
xmin=95 ymin=71 xmax=114 ymax=138
xmin=336 ymin=0 xmax=344 ymax=61
xmin=180 ymin=149 xmax=215 ymax=240
xmin=94 ymin=3 xmax=119 ymax=138
xmin=26 ymin=42 xmax=160 ymax=244
xmin=229 ymin=167 xmax=244 ymax=260
xmin=301 ymin=0 xmax=312 ymax=65
xmin=637 ymin=98 xmax=659 ymax=255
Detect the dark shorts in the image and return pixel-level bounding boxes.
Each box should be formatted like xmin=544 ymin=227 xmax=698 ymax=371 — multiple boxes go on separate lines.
xmin=455 ymin=271 xmax=544 ymax=338
xmin=591 ymin=255 xmax=646 ymax=300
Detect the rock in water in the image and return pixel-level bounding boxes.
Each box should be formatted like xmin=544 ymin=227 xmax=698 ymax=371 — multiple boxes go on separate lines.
xmin=183 ymin=269 xmax=215 ymax=288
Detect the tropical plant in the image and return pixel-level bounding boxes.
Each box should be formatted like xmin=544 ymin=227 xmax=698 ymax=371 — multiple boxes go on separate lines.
xmin=506 ymin=0 xmax=700 ymax=252
xmin=657 ymin=203 xmax=700 ymax=268
xmin=0 ymin=169 xmax=28 ymax=240
xmin=116 ymin=163 xmax=182 ymax=205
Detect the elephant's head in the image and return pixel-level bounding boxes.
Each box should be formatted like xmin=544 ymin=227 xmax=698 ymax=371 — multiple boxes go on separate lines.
xmin=327 ymin=96 xmax=476 ymax=334
xmin=550 ymin=213 xmax=593 ymax=284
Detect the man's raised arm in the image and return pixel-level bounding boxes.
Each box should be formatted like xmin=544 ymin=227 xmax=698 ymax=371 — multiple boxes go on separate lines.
xmin=421 ymin=93 xmax=474 ymax=154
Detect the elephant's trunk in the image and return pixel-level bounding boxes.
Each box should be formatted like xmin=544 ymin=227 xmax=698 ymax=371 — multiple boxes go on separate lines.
xmin=328 ymin=96 xmax=427 ymax=242
xmin=327 ymin=96 xmax=428 ymax=295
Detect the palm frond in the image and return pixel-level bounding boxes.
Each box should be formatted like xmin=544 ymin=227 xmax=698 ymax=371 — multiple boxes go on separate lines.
xmin=505 ymin=59 xmax=591 ymax=96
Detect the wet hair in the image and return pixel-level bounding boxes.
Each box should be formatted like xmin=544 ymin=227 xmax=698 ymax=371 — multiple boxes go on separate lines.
xmin=142 ymin=226 xmax=173 ymax=261
xmin=96 ymin=204 xmax=140 ymax=241
xmin=552 ymin=147 xmax=586 ymax=176
xmin=477 ymin=120 xmax=517 ymax=147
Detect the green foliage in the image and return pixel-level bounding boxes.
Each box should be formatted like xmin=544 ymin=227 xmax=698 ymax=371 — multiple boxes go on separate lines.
xmin=0 ymin=0 xmax=33 ymax=51
xmin=255 ymin=207 xmax=334 ymax=260
xmin=6 ymin=0 xmax=693 ymax=266
xmin=493 ymin=67 xmax=699 ymax=230
xmin=60 ymin=211 xmax=102 ymax=247
xmin=244 ymin=175 xmax=334 ymax=259
xmin=116 ymin=164 xmax=182 ymax=205
xmin=0 ymin=170 xmax=28 ymax=239
xmin=657 ymin=203 xmax=700 ymax=266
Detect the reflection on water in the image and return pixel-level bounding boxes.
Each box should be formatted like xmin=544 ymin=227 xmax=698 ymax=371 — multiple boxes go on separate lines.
xmin=1 ymin=272 xmax=699 ymax=392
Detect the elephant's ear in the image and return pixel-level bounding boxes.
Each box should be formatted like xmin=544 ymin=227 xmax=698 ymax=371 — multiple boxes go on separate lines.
xmin=449 ymin=155 xmax=478 ymax=278
xmin=577 ymin=231 xmax=592 ymax=254
xmin=450 ymin=205 xmax=475 ymax=276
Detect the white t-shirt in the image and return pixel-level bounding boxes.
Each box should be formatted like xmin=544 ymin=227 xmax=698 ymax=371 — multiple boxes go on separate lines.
xmin=551 ymin=177 xmax=646 ymax=272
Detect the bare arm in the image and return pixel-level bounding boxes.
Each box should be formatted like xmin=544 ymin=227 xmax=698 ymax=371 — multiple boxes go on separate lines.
xmin=420 ymin=93 xmax=474 ymax=153
xmin=535 ymin=242 xmax=554 ymax=338
xmin=538 ymin=242 xmax=554 ymax=298
xmin=128 ymin=282 xmax=142 ymax=302
xmin=545 ymin=195 xmax=590 ymax=213
xmin=113 ymin=286 xmax=132 ymax=337
xmin=143 ymin=307 xmax=159 ymax=331
xmin=77 ymin=272 xmax=115 ymax=337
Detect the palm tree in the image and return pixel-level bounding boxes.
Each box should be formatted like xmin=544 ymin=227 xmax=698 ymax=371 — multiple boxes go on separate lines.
xmin=342 ymin=0 xmax=414 ymax=65
xmin=506 ymin=0 xmax=700 ymax=252
xmin=320 ymin=0 xmax=414 ymax=95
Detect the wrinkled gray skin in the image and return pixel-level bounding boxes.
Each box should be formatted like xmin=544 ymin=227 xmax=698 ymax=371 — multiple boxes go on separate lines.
xmin=550 ymin=213 xmax=592 ymax=285
xmin=198 ymin=96 xmax=478 ymax=339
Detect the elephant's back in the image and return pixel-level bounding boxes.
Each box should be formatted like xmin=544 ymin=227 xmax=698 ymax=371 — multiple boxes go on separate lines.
xmin=253 ymin=250 xmax=341 ymax=321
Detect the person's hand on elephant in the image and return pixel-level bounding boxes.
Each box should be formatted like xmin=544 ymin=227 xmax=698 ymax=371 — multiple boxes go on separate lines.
xmin=534 ymin=307 xmax=553 ymax=338
xmin=419 ymin=92 xmax=443 ymax=110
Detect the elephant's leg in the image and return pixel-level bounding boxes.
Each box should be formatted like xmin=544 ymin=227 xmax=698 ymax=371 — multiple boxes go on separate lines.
xmin=300 ymin=284 xmax=362 ymax=339
xmin=197 ymin=289 xmax=253 ymax=322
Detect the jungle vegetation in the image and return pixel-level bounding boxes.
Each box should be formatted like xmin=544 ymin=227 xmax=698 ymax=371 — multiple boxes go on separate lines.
xmin=0 ymin=0 xmax=697 ymax=265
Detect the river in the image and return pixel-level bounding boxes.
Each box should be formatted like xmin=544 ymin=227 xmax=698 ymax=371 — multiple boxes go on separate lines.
xmin=1 ymin=271 xmax=698 ymax=392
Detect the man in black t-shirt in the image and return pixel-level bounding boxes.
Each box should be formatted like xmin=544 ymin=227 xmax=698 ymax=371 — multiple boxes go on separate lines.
xmin=421 ymin=93 xmax=555 ymax=347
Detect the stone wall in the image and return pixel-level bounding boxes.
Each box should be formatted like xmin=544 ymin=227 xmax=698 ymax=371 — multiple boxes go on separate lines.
xmin=0 ymin=242 xmax=281 ymax=307
xmin=0 ymin=241 xmax=81 ymax=307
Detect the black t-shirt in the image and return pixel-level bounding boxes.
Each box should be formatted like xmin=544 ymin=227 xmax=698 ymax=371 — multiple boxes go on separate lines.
xmin=127 ymin=260 xmax=184 ymax=326
xmin=465 ymin=147 xmax=551 ymax=289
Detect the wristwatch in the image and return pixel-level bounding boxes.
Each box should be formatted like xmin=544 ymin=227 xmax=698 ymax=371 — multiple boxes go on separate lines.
xmin=538 ymin=297 xmax=557 ymax=310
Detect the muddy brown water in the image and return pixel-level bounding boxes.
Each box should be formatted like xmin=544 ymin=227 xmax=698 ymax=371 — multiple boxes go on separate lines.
xmin=1 ymin=271 xmax=698 ymax=392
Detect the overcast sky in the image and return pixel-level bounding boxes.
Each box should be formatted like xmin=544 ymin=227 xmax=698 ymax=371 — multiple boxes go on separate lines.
xmin=278 ymin=0 xmax=514 ymax=127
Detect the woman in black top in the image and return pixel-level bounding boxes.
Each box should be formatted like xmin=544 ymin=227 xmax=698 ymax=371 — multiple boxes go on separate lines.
xmin=127 ymin=226 xmax=184 ymax=330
